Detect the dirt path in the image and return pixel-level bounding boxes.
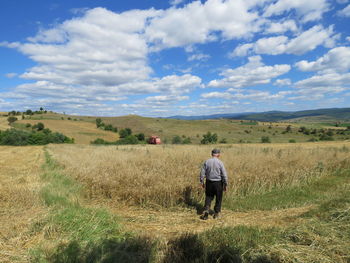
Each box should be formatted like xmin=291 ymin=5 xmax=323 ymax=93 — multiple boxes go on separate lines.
xmin=108 ymin=204 xmax=311 ymax=239
xmin=0 ymin=146 xmax=45 ymax=263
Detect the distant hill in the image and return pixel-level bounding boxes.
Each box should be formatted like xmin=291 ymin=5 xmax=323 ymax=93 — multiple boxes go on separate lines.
xmin=167 ymin=108 xmax=350 ymax=122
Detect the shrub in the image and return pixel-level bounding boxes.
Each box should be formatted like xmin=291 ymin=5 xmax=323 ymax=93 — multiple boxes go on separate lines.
xmin=182 ymin=137 xmax=192 ymax=144
xmin=289 ymin=139 xmax=296 ymax=143
xmin=0 ymin=128 xmax=73 ymax=146
xmin=136 ymin=133 xmax=145 ymax=141
xmin=116 ymin=135 xmax=139 ymax=145
xmin=261 ymin=136 xmax=271 ymax=143
xmin=119 ymin=128 xmax=132 ymax=138
xmin=7 ymin=116 xmax=18 ymax=124
xmin=172 ymin=135 xmax=182 ymax=144
xmin=201 ymin=132 xmax=218 ymax=144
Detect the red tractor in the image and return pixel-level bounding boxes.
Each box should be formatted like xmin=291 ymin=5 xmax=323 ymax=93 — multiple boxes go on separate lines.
xmin=148 ymin=136 xmax=161 ymax=144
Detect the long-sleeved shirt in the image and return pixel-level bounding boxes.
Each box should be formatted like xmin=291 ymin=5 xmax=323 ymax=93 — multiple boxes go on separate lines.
xmin=200 ymin=157 xmax=228 ymax=185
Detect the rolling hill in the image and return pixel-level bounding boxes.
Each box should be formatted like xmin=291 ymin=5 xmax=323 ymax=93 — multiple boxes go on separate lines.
xmin=168 ymin=108 xmax=350 ymax=122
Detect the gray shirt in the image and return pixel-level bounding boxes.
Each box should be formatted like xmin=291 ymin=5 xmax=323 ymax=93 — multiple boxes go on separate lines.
xmin=200 ymin=157 xmax=228 ymax=185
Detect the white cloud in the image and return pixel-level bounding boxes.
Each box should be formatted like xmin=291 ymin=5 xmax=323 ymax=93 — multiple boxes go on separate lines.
xmin=338 ymin=4 xmax=350 ymax=16
xmin=201 ymin=92 xmax=234 ymax=99
xmin=230 ymin=43 xmax=254 ymax=57
xmin=233 ymin=25 xmax=338 ymax=56
xmin=264 ymin=0 xmax=330 ymax=23
xmin=347 ymin=36 xmax=350 ymax=42
xmin=188 ymin=53 xmax=210 ymax=61
xmin=274 ymin=78 xmax=292 ymax=86
xmin=169 ymin=0 xmax=184 ymax=6
xmin=294 ymin=73 xmax=350 ymax=95
xmin=295 ymin=47 xmax=350 ymax=73
xmin=144 ymin=95 xmax=189 ymax=104
xmin=265 ymin=19 xmax=298 ymax=34
xmin=145 ymin=0 xmax=264 ymax=49
xmin=208 ymin=56 xmax=290 ymax=88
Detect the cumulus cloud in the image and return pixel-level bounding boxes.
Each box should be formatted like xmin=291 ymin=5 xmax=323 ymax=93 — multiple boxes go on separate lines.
xmin=201 ymin=92 xmax=234 ymax=99
xmin=264 ymin=19 xmax=298 ymax=34
xmin=208 ymin=56 xmax=290 ymax=88
xmin=338 ymin=4 xmax=350 ymax=16
xmin=294 ymin=73 xmax=350 ymax=98
xmin=145 ymin=0 xmax=264 ymax=49
xmin=188 ymin=53 xmax=211 ymax=61
xmin=274 ymin=78 xmax=292 ymax=86
xmin=232 ymin=25 xmax=338 ymax=56
xmin=295 ymin=47 xmax=350 ymax=73
xmin=264 ymin=0 xmax=330 ymax=23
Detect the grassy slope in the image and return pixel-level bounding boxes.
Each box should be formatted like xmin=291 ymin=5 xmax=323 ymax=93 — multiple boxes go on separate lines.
xmin=7 ymin=112 xmax=350 ymax=144
xmin=15 ymin=114 xmax=118 ymax=144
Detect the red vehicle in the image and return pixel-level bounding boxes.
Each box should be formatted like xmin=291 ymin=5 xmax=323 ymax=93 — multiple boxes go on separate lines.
xmin=148 ymin=136 xmax=161 ymax=144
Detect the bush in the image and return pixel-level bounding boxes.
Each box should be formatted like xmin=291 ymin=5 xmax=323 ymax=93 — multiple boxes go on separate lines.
xmin=119 ymin=128 xmax=132 ymax=138
xmin=116 ymin=135 xmax=139 ymax=145
xmin=182 ymin=137 xmax=192 ymax=144
xmin=201 ymin=132 xmax=218 ymax=144
xmin=261 ymin=136 xmax=271 ymax=143
xmin=7 ymin=116 xmax=18 ymax=124
xmin=172 ymin=135 xmax=182 ymax=144
xmin=0 ymin=128 xmax=73 ymax=146
xmin=289 ymin=139 xmax=296 ymax=143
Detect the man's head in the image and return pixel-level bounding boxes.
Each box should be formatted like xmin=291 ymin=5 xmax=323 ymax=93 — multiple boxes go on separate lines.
xmin=211 ymin=148 xmax=220 ymax=157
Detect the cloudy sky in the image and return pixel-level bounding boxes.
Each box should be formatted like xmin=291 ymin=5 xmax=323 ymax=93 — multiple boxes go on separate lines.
xmin=0 ymin=0 xmax=349 ymax=116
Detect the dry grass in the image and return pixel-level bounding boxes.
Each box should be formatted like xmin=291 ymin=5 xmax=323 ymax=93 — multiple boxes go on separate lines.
xmin=16 ymin=119 xmax=119 ymax=144
xmin=0 ymin=146 xmax=46 ymax=262
xmin=0 ymin=116 xmax=10 ymax=130
xmin=47 ymin=141 xmax=350 ymax=208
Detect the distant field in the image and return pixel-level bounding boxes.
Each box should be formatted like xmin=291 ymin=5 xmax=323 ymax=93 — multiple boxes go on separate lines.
xmin=16 ymin=118 xmax=118 ymax=144
xmin=0 ymin=116 xmax=10 ymax=130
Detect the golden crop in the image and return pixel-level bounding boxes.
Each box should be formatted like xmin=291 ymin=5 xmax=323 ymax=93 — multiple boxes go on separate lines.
xmin=47 ymin=142 xmax=350 ymax=207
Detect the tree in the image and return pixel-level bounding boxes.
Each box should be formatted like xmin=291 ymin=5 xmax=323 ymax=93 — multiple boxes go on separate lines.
xmin=119 ymin=128 xmax=132 ymax=138
xmin=286 ymin=125 xmax=292 ymax=133
xmin=96 ymin=118 xmax=103 ymax=128
xmin=136 ymin=133 xmax=145 ymax=141
xmin=40 ymin=107 xmax=44 ymax=111
xmin=33 ymin=122 xmax=45 ymax=131
xmin=7 ymin=116 xmax=18 ymax=124
xmin=201 ymin=132 xmax=218 ymax=144
xmin=25 ymin=109 xmax=33 ymax=115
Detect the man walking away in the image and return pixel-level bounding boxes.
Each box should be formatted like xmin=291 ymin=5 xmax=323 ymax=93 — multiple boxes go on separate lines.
xmin=200 ymin=148 xmax=228 ymax=220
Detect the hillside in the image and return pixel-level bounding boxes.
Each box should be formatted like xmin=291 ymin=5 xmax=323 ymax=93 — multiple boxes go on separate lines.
xmin=2 ymin=111 xmax=350 ymax=144
xmin=168 ymin=108 xmax=350 ymax=122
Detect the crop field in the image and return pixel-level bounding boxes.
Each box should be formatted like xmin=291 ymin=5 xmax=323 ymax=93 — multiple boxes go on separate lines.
xmin=47 ymin=142 xmax=350 ymax=207
xmin=1 ymin=141 xmax=349 ymax=262
xmin=0 ymin=116 xmax=10 ymax=130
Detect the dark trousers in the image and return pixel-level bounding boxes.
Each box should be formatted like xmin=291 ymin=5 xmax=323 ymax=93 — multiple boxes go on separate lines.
xmin=204 ymin=180 xmax=223 ymax=214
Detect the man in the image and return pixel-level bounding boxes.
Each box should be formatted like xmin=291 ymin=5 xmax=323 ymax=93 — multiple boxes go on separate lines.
xmin=200 ymin=148 xmax=228 ymax=220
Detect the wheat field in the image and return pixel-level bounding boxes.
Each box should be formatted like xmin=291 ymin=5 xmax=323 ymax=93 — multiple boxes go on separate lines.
xmin=47 ymin=141 xmax=350 ymax=207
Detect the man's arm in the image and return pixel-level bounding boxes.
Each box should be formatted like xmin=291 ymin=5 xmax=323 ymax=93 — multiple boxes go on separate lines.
xmin=199 ymin=162 xmax=206 ymax=186
xmin=220 ymin=162 xmax=228 ymax=186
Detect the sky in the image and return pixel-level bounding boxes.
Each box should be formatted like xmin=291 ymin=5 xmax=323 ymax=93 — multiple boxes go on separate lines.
xmin=0 ymin=0 xmax=349 ymax=117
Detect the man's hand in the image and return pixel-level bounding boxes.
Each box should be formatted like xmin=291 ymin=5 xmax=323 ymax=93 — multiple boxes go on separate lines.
xmin=200 ymin=183 xmax=205 ymax=189
xmin=223 ymin=184 xmax=227 ymax=192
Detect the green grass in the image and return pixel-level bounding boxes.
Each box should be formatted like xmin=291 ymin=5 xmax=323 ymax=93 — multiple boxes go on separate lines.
xmin=31 ymin=149 xmax=156 ymax=263
xmin=224 ymin=169 xmax=350 ymax=211
xmin=166 ymin=189 xmax=350 ymax=263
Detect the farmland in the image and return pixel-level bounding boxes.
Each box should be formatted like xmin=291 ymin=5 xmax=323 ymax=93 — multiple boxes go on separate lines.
xmin=1 ymin=140 xmax=349 ymax=262
xmin=6 ymin=112 xmax=350 ymax=144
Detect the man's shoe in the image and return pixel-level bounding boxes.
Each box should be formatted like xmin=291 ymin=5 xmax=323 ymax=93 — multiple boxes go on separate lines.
xmin=201 ymin=211 xmax=209 ymax=220
xmin=213 ymin=213 xmax=221 ymax=219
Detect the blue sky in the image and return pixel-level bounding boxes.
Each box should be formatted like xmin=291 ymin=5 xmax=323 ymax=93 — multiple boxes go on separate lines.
xmin=0 ymin=0 xmax=349 ymax=117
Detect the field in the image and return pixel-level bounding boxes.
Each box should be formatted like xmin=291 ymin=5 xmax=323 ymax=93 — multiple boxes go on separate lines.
xmin=5 ymin=112 xmax=350 ymax=144
xmin=15 ymin=119 xmax=119 ymax=144
xmin=1 ymin=141 xmax=349 ymax=262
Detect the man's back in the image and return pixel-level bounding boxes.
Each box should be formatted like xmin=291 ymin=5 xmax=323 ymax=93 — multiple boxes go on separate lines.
xmin=200 ymin=157 xmax=227 ymax=184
